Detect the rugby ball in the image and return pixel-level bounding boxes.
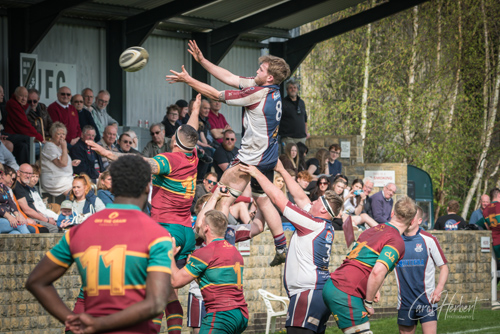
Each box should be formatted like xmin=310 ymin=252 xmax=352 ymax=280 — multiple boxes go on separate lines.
xmin=119 ymin=47 xmax=149 ymax=72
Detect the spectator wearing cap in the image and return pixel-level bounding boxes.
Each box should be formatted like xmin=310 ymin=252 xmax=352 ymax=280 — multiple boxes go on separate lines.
xmin=142 ymin=123 xmax=171 ymax=158
xmin=162 ymin=104 xmax=180 ymax=138
xmin=56 ymin=200 xmax=75 ymax=229
xmin=207 ymin=99 xmax=231 ymax=144
xmin=175 ymin=99 xmax=189 ymax=126
xmin=73 ymin=94 xmax=101 ymax=143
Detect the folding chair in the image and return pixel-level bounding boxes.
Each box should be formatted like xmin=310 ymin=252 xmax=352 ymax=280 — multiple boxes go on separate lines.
xmin=258 ymin=289 xmax=289 ymax=334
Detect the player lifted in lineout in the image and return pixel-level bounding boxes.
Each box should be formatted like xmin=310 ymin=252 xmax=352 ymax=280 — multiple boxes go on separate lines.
xmin=167 ymin=40 xmax=291 ymax=266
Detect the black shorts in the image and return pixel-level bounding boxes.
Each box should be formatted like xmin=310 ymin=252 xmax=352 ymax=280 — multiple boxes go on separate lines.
xmin=228 ymin=157 xmax=276 ymax=195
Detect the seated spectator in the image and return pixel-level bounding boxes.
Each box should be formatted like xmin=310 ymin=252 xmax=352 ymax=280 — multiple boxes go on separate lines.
xmin=191 ymin=172 xmax=218 ymax=214
xmin=41 ymin=122 xmax=81 ymax=196
xmin=162 ymin=104 xmax=180 ymax=138
xmin=331 ymin=178 xmax=347 ymax=198
xmin=296 ymin=170 xmax=312 ymax=192
xmin=469 ymin=194 xmax=490 ymax=228
xmin=327 ymin=144 xmax=342 ymax=177
xmin=274 ymin=172 xmax=286 ymax=196
xmin=4 ymin=86 xmax=39 ymax=163
xmin=309 ymin=175 xmax=331 ymax=201
xmin=306 ymin=148 xmax=329 ymax=179
xmin=69 ymin=125 xmax=104 ymax=183
xmin=14 ymin=163 xmax=58 ymax=232
xmin=57 ymin=200 xmax=75 ymax=229
xmin=91 ymin=90 xmax=118 ymax=138
xmin=28 ymin=164 xmax=58 ymax=221
xmin=297 ymin=142 xmax=309 ymax=172
xmin=198 ymin=99 xmax=216 ymax=145
xmin=117 ymin=133 xmax=142 ymax=155
xmin=175 ymin=99 xmax=189 ymax=126
xmin=97 ymin=171 xmax=114 ymax=205
xmin=26 ymin=88 xmax=53 ymax=141
xmin=370 ymin=182 xmax=397 ymax=224
xmin=0 ymin=140 xmax=19 ymax=170
xmin=124 ymin=130 xmax=139 ymax=150
xmin=68 ymin=174 xmax=105 ymax=224
xmin=47 ymin=86 xmax=81 ymax=145
xmin=142 ymin=123 xmax=171 ymax=158
xmin=97 ymin=124 xmax=119 ymax=170
xmin=360 ymin=176 xmax=374 ymax=216
xmin=73 ymin=94 xmax=101 ymax=143
xmin=213 ymin=129 xmax=238 ymax=179
xmin=435 ymin=200 xmax=466 ymax=231
xmin=82 ymin=88 xmax=95 ymax=113
xmin=208 ymin=99 xmax=231 ymax=144
xmin=343 ymin=178 xmax=364 ymax=215
xmin=0 ymin=163 xmax=30 ymax=234
xmin=279 ymin=142 xmax=299 ymax=175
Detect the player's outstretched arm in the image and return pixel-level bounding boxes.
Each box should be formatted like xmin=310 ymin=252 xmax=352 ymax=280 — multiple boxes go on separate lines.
xmin=66 ymin=272 xmax=171 ymax=334
xmin=195 ymin=186 xmax=229 ymax=234
xmin=186 ymin=93 xmax=202 ymax=131
xmin=25 ymin=256 xmax=74 ymax=324
xmin=275 ymin=160 xmax=311 ymax=209
xmin=239 ymin=164 xmax=288 ymax=213
xmin=188 ymin=40 xmax=240 ymax=88
xmin=431 ymin=264 xmax=449 ymax=303
xmin=166 ymin=65 xmax=223 ymax=102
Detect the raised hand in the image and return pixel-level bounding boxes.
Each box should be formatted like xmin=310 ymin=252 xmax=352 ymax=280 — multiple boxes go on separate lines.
xmin=188 ymin=40 xmax=205 ymax=63
xmin=166 ymin=65 xmax=192 ymax=84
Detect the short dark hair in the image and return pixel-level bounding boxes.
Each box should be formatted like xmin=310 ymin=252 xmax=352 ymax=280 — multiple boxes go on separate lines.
xmin=28 ymin=88 xmax=40 ymax=98
xmin=329 ymin=144 xmax=341 ymax=152
xmin=204 ymin=172 xmax=218 ymax=180
xmin=109 ymin=156 xmax=151 ymax=198
xmin=447 ymin=200 xmax=460 ymax=213
xmin=118 ymin=133 xmax=131 ymax=142
xmin=490 ymin=188 xmax=500 ymax=200
xmin=177 ymin=124 xmax=199 ymax=148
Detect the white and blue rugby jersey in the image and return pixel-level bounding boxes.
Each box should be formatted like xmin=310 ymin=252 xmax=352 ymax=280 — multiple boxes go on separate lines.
xmin=283 ymin=202 xmax=334 ymax=297
xmin=395 ymin=228 xmax=447 ymax=309
xmin=220 ymin=77 xmax=281 ymax=167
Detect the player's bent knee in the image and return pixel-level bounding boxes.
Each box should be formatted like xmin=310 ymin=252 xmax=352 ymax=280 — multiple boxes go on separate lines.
xmin=343 ymin=322 xmax=372 ymax=334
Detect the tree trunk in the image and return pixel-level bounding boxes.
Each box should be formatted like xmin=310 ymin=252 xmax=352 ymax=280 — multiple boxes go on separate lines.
xmin=360 ymin=22 xmax=371 ymax=149
xmin=446 ymin=0 xmax=462 ymax=131
xmin=434 ymin=173 xmax=446 ymax=224
xmin=404 ymin=6 xmax=418 ymax=146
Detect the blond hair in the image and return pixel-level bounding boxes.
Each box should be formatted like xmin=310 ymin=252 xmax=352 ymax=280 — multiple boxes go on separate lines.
xmin=204 ymin=210 xmax=228 ymax=237
xmin=393 ymin=196 xmax=417 ymax=226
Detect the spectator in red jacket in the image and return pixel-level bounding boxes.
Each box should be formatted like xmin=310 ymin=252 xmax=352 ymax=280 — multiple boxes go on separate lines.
xmin=5 ymin=87 xmax=44 ymax=143
xmin=47 ymin=87 xmax=81 ymax=145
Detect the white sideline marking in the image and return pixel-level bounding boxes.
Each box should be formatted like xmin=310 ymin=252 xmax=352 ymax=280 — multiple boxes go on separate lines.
xmin=445 ymin=325 xmax=500 ymax=334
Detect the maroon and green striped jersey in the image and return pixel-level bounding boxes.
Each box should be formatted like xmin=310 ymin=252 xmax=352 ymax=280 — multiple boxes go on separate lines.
xmin=184 ymin=238 xmax=249 ymax=318
xmin=47 ymin=203 xmax=173 ymax=334
xmin=483 ymin=201 xmax=500 ymax=245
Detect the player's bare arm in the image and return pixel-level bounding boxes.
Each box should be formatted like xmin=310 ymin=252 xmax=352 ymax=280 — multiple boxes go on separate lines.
xmin=431 ymin=264 xmax=449 ymax=303
xmin=25 ymin=256 xmax=74 ymax=324
xmin=66 ymin=271 xmax=171 ymax=334
xmin=364 ymin=262 xmax=389 ymax=316
xmin=239 ymin=164 xmax=288 ymax=213
xmin=166 ymin=65 xmax=223 ymax=101
xmin=186 ymin=93 xmax=202 ymax=130
xmin=188 ymin=40 xmax=240 ymax=88
xmin=195 ymin=186 xmax=230 ymax=234
xmin=170 ymin=239 xmax=196 ymax=288
xmin=275 ymin=159 xmax=311 ymax=209
xmin=86 ymin=141 xmax=160 ymax=174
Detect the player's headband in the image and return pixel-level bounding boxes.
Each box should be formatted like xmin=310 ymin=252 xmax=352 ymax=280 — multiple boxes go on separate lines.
xmin=174 ymin=127 xmax=195 ymax=151
xmin=320 ymin=195 xmax=335 ymax=218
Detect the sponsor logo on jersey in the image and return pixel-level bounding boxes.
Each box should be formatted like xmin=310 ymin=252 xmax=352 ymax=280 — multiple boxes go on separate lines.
xmin=108 ymin=212 xmax=119 ymax=219
xmin=307 ymin=316 xmax=320 ymax=326
xmin=415 ymin=243 xmax=423 ymax=252
xmin=271 ymin=91 xmax=280 ymax=101
xmin=325 ymin=231 xmax=333 ymax=243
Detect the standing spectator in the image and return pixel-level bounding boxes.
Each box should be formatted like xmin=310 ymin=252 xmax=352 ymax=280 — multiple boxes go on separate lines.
xmin=47 ymin=86 xmax=81 ymax=145
xmin=175 ymin=99 xmax=189 ymax=126
xmin=162 ymin=104 xmax=181 ymax=138
xmin=191 ymin=172 xmax=218 ymax=214
xmin=469 ymin=194 xmax=490 ymax=228
xmin=395 ymin=206 xmax=449 ymax=334
xmin=279 ymin=80 xmax=308 ymax=148
xmin=207 ymin=99 xmax=231 ymax=144
xmin=14 ymin=164 xmax=58 ymax=232
xmin=90 ymin=90 xmax=118 ymax=137
xmin=26 ymin=89 xmax=53 ymax=141
xmin=327 ymin=144 xmax=342 ymax=177
xmin=69 ymin=125 xmax=104 ymax=183
xmin=68 ymin=174 xmax=105 ymax=223
xmin=213 ymin=129 xmax=238 ymax=179
xmin=97 ymin=171 xmax=114 ymax=205
xmin=97 ymin=124 xmax=119 ymax=170
xmin=279 ymin=142 xmax=299 ymax=175
xmin=4 ymin=86 xmax=39 ymax=163
xmin=370 ymin=182 xmax=397 ymax=224
xmin=434 ymin=200 xmax=466 ymax=231
xmin=81 ymin=88 xmax=94 ymax=113
xmin=40 ymin=122 xmax=81 ymax=196
xmin=0 ymin=163 xmax=30 ymax=234
xmin=306 ymin=148 xmax=329 ymax=179
xmin=73 ymin=94 xmax=101 ymax=143
xmin=142 ymin=123 xmax=171 ymax=158
xmin=117 ymin=133 xmax=142 ymax=155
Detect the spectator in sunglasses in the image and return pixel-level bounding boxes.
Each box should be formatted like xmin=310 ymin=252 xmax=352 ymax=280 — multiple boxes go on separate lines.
xmin=26 ymin=89 xmax=53 ymax=142
xmin=191 ymin=172 xmax=218 ymax=214
xmin=117 ymin=133 xmax=142 ymax=156
xmin=142 ymin=123 xmax=171 ymax=158
xmin=309 ymin=175 xmax=331 ymax=202
xmin=213 ymin=129 xmax=239 ymax=180
xmin=48 ymin=86 xmax=82 ymax=146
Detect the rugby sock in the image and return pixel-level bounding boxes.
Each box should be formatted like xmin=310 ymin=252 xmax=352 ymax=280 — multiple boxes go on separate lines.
xmin=165 ymin=300 xmax=183 ymax=334
xmin=273 ymin=233 xmax=287 ymax=249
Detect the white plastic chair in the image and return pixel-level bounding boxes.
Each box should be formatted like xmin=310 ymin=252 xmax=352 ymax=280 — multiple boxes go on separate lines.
xmin=258 ymin=289 xmax=289 ymax=334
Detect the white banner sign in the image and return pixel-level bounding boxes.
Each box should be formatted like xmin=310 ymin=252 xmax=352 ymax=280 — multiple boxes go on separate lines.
xmin=37 ymin=61 xmax=77 ymax=105
xmin=340 ymin=141 xmax=350 ymax=158
xmin=364 ymin=170 xmax=395 ymax=187
xmin=481 ymin=236 xmax=490 ymax=253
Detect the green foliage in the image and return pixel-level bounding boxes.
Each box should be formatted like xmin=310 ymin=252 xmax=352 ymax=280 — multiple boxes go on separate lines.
xmin=301 ymin=0 xmax=500 ymax=217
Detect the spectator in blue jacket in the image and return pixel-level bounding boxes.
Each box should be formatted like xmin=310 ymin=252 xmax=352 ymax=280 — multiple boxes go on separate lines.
xmin=97 ymin=171 xmax=114 ymax=205
xmin=69 ymin=125 xmax=104 ymax=183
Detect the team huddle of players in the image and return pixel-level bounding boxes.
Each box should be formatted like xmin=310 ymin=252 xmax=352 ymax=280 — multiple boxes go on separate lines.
xmin=24 ymin=40 xmax=450 ymax=334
